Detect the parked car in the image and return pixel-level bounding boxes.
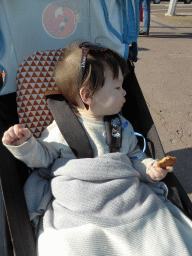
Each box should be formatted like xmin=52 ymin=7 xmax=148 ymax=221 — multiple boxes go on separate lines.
xmin=153 ymin=0 xmax=191 ymax=4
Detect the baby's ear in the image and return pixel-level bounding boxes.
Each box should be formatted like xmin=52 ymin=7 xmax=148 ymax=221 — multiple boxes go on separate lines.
xmin=79 ymin=87 xmax=93 ymax=105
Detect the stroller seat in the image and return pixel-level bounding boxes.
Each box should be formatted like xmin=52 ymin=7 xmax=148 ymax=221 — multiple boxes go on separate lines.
xmin=0 ymin=45 xmax=192 ymax=256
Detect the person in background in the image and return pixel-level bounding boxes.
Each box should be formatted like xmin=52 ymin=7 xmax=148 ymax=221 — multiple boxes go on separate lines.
xmin=139 ymin=0 xmax=151 ymax=36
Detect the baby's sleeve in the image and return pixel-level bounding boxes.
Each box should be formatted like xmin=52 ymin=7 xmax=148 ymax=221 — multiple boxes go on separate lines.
xmin=4 ymin=121 xmax=61 ymax=168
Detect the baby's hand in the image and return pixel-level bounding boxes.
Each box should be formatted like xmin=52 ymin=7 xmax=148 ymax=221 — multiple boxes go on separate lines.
xmin=2 ymin=124 xmax=31 ymax=146
xmin=147 ymin=161 xmax=173 ymax=182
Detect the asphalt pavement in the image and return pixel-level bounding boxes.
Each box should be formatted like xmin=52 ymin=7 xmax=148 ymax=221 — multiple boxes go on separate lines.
xmin=136 ymin=8 xmax=192 ymax=200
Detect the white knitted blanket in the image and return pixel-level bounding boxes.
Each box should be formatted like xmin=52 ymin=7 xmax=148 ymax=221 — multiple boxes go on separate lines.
xmin=24 ymin=153 xmax=192 ymax=255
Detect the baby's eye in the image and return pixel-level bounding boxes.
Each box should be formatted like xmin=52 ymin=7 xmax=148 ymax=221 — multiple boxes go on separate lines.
xmin=115 ymin=87 xmax=121 ymax=90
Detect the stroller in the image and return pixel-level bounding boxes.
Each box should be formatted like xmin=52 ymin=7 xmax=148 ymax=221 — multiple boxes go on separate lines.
xmin=1 ymin=1 xmax=192 ymax=255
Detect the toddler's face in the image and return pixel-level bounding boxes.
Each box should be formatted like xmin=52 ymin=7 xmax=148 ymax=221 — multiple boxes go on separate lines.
xmin=91 ymin=66 xmax=126 ymax=117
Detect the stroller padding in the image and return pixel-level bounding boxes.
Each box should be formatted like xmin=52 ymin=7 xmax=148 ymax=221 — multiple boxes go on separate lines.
xmin=16 ymin=49 xmax=62 ymax=138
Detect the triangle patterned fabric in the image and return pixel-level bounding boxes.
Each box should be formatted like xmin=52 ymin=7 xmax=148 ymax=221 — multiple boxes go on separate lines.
xmin=16 ymin=49 xmax=63 ymax=138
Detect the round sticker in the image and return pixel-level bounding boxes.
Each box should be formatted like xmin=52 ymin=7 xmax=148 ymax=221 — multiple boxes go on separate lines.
xmin=42 ymin=1 xmax=81 ymax=39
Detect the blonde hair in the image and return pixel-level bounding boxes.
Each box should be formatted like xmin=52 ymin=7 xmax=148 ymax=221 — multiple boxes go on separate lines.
xmin=54 ymin=42 xmax=129 ymax=106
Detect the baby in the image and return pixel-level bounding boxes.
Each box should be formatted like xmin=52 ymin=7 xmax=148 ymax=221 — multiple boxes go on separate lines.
xmin=2 ymin=42 xmax=173 ymax=182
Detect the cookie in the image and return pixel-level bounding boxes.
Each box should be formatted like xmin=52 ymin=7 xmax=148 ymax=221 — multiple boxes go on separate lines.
xmin=156 ymin=156 xmax=177 ymax=169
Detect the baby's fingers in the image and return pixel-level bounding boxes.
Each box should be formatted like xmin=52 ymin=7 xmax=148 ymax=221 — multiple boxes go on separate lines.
xmin=2 ymin=130 xmax=15 ymax=145
xmin=2 ymin=126 xmax=19 ymax=143
xmin=13 ymin=124 xmax=24 ymax=138
xmin=165 ymin=166 xmax=173 ymax=172
xmin=14 ymin=124 xmax=31 ymax=139
xmin=153 ymin=166 xmax=173 ymax=181
xmin=147 ymin=161 xmax=172 ymax=182
xmin=6 ymin=126 xmax=19 ymax=140
xmin=2 ymin=124 xmax=31 ymax=146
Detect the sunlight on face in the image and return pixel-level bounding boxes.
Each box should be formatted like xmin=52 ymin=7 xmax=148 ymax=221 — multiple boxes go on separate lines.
xmin=91 ymin=66 xmax=126 ymax=117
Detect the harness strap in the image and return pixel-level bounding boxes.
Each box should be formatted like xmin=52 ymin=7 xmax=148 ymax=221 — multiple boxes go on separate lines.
xmin=46 ymin=93 xmax=93 ymax=159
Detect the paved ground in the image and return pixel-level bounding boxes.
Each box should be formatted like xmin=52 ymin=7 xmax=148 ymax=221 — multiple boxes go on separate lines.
xmin=136 ymin=5 xmax=192 ymax=200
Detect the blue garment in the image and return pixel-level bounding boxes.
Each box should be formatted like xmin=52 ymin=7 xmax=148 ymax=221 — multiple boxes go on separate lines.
xmin=90 ymin=0 xmax=140 ymax=60
xmin=0 ymin=30 xmax=2 ymax=50
xmin=140 ymin=0 xmax=151 ymax=32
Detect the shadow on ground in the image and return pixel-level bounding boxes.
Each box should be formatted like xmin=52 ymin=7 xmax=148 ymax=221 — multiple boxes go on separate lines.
xmin=146 ymin=32 xmax=192 ymax=39
xmin=166 ymin=148 xmax=192 ymax=196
